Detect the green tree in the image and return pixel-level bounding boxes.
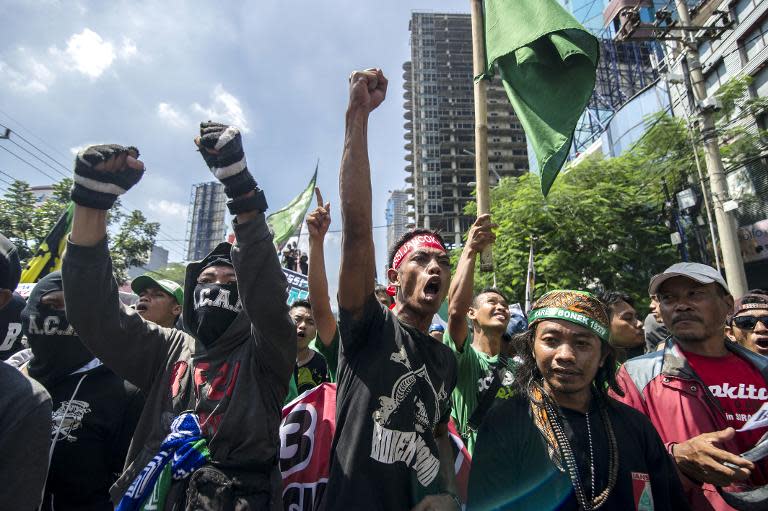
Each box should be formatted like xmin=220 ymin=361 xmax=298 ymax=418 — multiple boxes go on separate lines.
xmin=156 ymin=262 xmax=188 ymax=285
xmin=460 ymin=75 xmax=768 ymax=307
xmin=462 ymin=152 xmax=677 ymax=306
xmin=0 ymin=180 xmax=37 ymax=260
xmin=0 ymin=178 xmax=160 ymax=284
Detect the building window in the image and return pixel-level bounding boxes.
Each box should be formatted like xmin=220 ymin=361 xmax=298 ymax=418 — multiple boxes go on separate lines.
xmin=704 ymin=60 xmax=726 ymax=97
xmin=427 ymin=190 xmax=442 ymax=200
xmin=742 ymin=16 xmax=768 ymax=62
xmin=427 ymin=201 xmax=442 ymax=214
xmin=734 ymin=0 xmax=759 ymax=24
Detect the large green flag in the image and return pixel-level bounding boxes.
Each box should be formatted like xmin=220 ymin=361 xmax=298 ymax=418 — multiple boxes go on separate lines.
xmin=482 ymin=0 xmax=599 ymax=196
xmin=267 ymin=165 xmax=317 ymax=248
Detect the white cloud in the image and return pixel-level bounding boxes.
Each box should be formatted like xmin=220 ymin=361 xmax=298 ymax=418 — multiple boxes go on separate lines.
xmin=156 ymin=102 xmax=189 ymax=129
xmin=192 ymin=84 xmax=250 ymax=132
xmin=119 ymin=37 xmax=137 ymax=60
xmin=0 ymin=52 xmax=55 ymax=93
xmin=148 ymin=199 xmax=188 ymax=219
xmin=51 ymin=28 xmax=115 ymax=78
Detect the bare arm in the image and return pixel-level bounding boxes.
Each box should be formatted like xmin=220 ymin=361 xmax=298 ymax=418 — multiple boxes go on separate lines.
xmin=307 ymin=188 xmax=337 ymax=345
xmin=447 ymin=215 xmax=496 ymax=350
xmin=338 ymin=69 xmax=387 ymax=318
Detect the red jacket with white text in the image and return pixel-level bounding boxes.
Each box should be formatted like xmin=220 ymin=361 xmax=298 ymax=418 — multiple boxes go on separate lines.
xmin=611 ymin=338 xmax=768 ymax=511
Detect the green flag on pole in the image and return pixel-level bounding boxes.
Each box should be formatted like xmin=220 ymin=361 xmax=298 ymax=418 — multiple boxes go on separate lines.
xmin=481 ymin=0 xmax=599 ymax=196
xmin=267 ymin=165 xmax=318 ymax=248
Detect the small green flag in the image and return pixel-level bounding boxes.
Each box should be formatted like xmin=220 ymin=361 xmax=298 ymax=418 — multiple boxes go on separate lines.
xmin=482 ymin=0 xmax=599 ymax=196
xmin=267 ymin=165 xmax=318 ymax=248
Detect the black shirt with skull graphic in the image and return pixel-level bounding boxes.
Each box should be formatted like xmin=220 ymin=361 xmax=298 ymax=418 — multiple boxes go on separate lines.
xmin=322 ymin=294 xmax=457 ymax=510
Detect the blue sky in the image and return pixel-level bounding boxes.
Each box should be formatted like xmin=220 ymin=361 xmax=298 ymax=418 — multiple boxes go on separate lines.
xmin=0 ymin=0 xmax=472 ymax=299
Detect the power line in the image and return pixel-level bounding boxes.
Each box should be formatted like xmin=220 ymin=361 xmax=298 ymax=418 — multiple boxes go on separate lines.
xmin=0 ymin=145 xmax=59 ymax=181
xmin=5 ymin=136 xmax=69 ymax=179
xmin=0 ymin=123 xmax=71 ymax=173
xmin=0 ymin=108 xmax=72 ymax=162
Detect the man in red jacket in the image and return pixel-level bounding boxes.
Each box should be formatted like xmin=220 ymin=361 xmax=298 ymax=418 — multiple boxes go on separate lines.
xmin=612 ymin=262 xmax=768 ymax=510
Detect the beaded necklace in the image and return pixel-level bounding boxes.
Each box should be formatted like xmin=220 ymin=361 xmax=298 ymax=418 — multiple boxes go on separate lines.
xmin=530 ymin=385 xmax=619 ymax=510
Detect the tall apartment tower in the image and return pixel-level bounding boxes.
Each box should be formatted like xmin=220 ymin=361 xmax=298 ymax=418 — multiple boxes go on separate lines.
xmin=404 ymin=12 xmax=529 ymax=247
xmin=186 ymin=182 xmax=227 ymax=261
xmin=386 ymin=190 xmax=410 ymax=250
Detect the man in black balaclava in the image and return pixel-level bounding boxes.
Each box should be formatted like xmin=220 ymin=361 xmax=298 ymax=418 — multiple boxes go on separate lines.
xmin=61 ymin=122 xmax=296 ymax=510
xmin=0 ymin=233 xmax=52 ymax=511
xmin=21 ymin=271 xmax=144 ymax=511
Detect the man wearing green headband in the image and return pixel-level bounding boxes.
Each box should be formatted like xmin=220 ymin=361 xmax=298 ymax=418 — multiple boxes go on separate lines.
xmin=131 ymin=275 xmax=183 ymax=329
xmin=469 ymin=290 xmax=687 ymax=510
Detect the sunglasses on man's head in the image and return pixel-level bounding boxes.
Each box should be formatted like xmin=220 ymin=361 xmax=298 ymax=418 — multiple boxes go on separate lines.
xmin=732 ymin=315 xmax=768 ymax=330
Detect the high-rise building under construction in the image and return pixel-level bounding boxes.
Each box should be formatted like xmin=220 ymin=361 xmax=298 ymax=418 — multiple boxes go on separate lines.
xmin=186 ymin=182 xmax=227 ymax=261
xmin=403 ymin=12 xmax=529 ymax=247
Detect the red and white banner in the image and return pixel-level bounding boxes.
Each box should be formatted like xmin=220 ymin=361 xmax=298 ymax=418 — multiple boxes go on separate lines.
xmin=279 ymin=383 xmax=471 ymax=510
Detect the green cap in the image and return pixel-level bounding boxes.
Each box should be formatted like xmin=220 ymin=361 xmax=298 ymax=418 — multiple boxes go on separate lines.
xmin=131 ymin=275 xmax=184 ymax=305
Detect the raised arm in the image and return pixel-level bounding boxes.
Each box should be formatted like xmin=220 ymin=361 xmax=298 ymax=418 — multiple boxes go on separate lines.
xmin=306 ymin=188 xmax=337 ymax=345
xmin=195 ymin=122 xmax=296 ymax=378
xmin=447 ymin=214 xmax=496 ymax=350
xmin=64 ymin=145 xmax=174 ymax=390
xmin=338 ymin=68 xmax=387 ymax=318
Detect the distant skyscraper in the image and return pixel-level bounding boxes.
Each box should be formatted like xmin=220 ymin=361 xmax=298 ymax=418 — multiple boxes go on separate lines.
xmin=186 ymin=182 xmax=227 ymax=261
xmin=404 ymin=12 xmax=529 ymax=247
xmin=386 ymin=190 xmax=409 ymax=251
xmin=127 ymin=245 xmax=170 ymax=280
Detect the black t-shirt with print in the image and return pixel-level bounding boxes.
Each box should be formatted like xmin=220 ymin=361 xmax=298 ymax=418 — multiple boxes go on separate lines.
xmin=321 ymin=294 xmax=458 ymax=510
xmin=0 ymin=293 xmax=26 ymax=360
xmin=468 ymin=394 xmax=690 ymax=511
xmin=293 ymin=349 xmax=330 ymax=394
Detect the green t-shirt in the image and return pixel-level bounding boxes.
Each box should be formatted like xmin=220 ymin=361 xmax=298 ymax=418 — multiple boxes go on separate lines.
xmin=443 ymin=330 xmax=517 ymax=454
xmin=309 ymin=326 xmax=340 ymax=382
xmin=284 ymin=327 xmax=340 ymax=406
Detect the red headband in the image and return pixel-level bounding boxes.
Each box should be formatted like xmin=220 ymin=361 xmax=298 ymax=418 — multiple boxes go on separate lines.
xmin=392 ymin=234 xmax=446 ymax=270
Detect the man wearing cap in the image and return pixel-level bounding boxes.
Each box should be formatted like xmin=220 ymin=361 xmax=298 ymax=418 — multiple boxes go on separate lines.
xmin=726 ymin=290 xmax=768 ymax=357
xmin=131 ymin=274 xmax=183 ymax=328
xmin=444 ymin=214 xmax=517 ymax=454
xmin=61 ymin=122 xmax=295 ymax=509
xmin=469 ymin=290 xmax=687 ymax=510
xmin=613 ymin=262 xmax=768 ymax=510
xmin=0 ymin=233 xmax=52 ymax=510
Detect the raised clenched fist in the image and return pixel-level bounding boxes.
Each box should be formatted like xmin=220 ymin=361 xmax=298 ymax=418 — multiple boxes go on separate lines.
xmin=71 ymin=144 xmax=144 ymax=210
xmin=194 ymin=121 xmax=256 ymax=199
xmin=348 ymin=68 xmax=388 ymax=114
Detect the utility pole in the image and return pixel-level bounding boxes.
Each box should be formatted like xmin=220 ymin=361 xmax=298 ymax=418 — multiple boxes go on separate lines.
xmin=673 ymin=0 xmax=747 ymax=296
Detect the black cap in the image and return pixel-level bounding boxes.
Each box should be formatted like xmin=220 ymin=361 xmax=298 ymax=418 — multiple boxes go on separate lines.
xmin=0 ymin=234 xmax=21 ymax=291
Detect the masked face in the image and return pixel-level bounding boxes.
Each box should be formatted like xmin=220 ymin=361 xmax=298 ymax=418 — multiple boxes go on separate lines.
xmin=22 ymin=274 xmax=93 ymax=387
xmin=193 ymin=283 xmax=241 ymax=346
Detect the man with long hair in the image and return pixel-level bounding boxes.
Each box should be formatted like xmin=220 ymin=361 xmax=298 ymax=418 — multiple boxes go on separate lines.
xmin=469 ymin=290 xmax=687 ymax=510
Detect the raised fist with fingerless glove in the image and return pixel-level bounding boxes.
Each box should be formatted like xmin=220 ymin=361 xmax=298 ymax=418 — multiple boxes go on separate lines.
xmin=196 ymin=122 xmax=267 ymax=215
xmin=71 ymin=144 xmax=144 ymax=210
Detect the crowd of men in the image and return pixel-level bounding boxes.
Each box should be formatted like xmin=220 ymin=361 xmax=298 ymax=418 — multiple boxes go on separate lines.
xmin=1 ymin=68 xmax=768 ymax=510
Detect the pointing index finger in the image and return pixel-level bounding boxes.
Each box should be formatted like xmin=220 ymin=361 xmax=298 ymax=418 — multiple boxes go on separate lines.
xmin=315 ymin=187 xmax=324 ymax=208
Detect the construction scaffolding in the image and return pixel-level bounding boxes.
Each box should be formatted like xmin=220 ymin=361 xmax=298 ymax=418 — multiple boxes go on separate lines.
xmin=186 ymin=182 xmax=227 ymax=261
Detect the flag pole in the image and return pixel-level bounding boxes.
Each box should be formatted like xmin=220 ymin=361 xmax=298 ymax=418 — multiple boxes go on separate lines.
xmin=470 ymin=0 xmax=493 ymax=272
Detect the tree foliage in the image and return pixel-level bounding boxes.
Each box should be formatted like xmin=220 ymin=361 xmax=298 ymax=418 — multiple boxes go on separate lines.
xmin=0 ymin=178 xmax=159 ymax=284
xmin=459 ymin=75 xmax=767 ymax=307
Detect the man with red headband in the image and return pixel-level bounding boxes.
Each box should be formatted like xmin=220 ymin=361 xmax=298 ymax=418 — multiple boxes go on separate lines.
xmin=320 ymin=68 xmax=459 ymax=511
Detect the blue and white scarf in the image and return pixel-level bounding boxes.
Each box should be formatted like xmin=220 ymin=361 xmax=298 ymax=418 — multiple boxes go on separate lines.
xmin=116 ymin=412 xmax=210 ymax=511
